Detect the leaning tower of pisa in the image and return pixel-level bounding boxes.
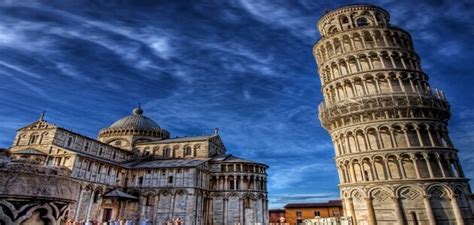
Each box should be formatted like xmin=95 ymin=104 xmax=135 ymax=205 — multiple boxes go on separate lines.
xmin=313 ymin=4 xmax=474 ymax=225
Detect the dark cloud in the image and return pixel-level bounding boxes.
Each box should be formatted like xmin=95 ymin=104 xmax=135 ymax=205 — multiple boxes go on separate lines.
xmin=0 ymin=0 xmax=473 ymax=208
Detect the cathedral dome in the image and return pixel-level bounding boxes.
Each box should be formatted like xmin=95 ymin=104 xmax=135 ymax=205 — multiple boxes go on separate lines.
xmin=109 ymin=106 xmax=160 ymax=130
xmin=98 ymin=106 xmax=170 ymax=145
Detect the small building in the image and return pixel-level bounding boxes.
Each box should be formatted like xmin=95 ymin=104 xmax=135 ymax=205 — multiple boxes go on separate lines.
xmin=269 ymin=209 xmax=286 ymax=223
xmin=284 ymin=200 xmax=343 ymax=225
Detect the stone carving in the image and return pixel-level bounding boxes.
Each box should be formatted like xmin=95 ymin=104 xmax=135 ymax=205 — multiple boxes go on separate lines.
xmin=399 ymin=187 xmax=421 ymax=200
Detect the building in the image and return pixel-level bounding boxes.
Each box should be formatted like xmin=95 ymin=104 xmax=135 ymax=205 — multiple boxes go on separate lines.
xmin=284 ymin=201 xmax=343 ymax=225
xmin=1 ymin=106 xmax=269 ymax=224
xmin=269 ymin=209 xmax=285 ymax=224
xmin=313 ymin=3 xmax=474 ymax=225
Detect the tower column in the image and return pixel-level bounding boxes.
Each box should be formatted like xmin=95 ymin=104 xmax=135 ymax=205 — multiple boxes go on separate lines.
xmin=364 ymin=197 xmax=377 ymax=225
xmin=347 ymin=198 xmax=357 ymax=225
xmin=450 ymin=195 xmax=465 ymax=225
xmin=423 ymin=195 xmax=436 ymax=225
xmin=392 ymin=197 xmax=405 ymax=225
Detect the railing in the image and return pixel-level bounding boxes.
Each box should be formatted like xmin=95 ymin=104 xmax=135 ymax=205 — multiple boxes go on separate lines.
xmin=318 ymin=89 xmax=450 ymax=122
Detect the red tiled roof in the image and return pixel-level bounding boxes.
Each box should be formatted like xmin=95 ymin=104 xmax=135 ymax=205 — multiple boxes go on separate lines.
xmin=269 ymin=209 xmax=285 ymax=213
xmin=284 ymin=200 xmax=342 ymax=208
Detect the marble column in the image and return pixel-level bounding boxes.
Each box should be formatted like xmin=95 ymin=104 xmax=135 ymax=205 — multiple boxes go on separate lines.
xmin=392 ymin=197 xmax=405 ymax=225
xmin=365 ymin=197 xmax=377 ymax=225
xmin=450 ymin=195 xmax=465 ymax=225
xmin=85 ymin=191 xmax=95 ymax=222
xmin=423 ymin=195 xmax=436 ymax=225
xmin=74 ymin=187 xmax=85 ymax=221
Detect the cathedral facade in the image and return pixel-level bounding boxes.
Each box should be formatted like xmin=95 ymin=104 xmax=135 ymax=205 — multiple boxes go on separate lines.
xmin=314 ymin=4 xmax=474 ymax=225
xmin=2 ymin=107 xmax=268 ymax=225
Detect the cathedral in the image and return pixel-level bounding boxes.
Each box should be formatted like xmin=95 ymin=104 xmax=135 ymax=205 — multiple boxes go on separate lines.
xmin=0 ymin=106 xmax=268 ymax=225
xmin=314 ymin=3 xmax=474 ymax=225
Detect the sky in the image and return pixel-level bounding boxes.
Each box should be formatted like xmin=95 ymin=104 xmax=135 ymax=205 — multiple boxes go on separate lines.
xmin=0 ymin=0 xmax=473 ymax=208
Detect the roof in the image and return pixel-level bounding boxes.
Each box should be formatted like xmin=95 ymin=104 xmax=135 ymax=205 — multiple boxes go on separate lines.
xmin=284 ymin=200 xmax=342 ymax=208
xmin=141 ymin=135 xmax=216 ymax=144
xmin=11 ymin=148 xmax=47 ymax=156
xmin=125 ymin=158 xmax=210 ymax=169
xmin=103 ymin=189 xmax=138 ymax=200
xmin=212 ymin=154 xmax=268 ymax=167
xmin=109 ymin=107 xmax=161 ymax=130
xmin=269 ymin=209 xmax=285 ymax=213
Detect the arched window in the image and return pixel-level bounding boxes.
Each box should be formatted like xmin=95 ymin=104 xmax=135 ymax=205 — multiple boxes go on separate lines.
xmin=146 ymin=195 xmax=154 ymax=206
xmin=340 ymin=16 xmax=349 ymax=24
xmin=184 ymin=146 xmax=192 ymax=156
xmin=328 ymin=26 xmax=338 ymax=34
xmin=244 ymin=197 xmax=252 ymax=208
xmin=93 ymin=190 xmax=100 ymax=203
xmin=356 ymin=17 xmax=369 ymax=27
xmin=30 ymin=134 xmax=39 ymax=144
xmin=163 ymin=147 xmax=171 ymax=158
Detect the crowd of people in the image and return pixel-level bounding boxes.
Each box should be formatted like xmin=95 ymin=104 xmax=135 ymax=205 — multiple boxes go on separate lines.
xmin=64 ymin=218 xmax=183 ymax=225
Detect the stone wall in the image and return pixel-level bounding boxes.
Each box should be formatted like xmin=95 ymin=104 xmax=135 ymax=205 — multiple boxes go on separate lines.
xmin=0 ymin=160 xmax=80 ymax=224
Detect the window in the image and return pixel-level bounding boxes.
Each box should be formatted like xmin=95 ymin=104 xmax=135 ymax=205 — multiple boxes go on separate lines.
xmin=314 ymin=211 xmax=320 ymax=217
xmin=93 ymin=191 xmax=100 ymax=203
xmin=30 ymin=135 xmax=38 ymax=144
xmin=84 ymin=142 xmax=90 ymax=151
xmin=356 ymin=17 xmax=369 ymax=27
xmin=328 ymin=26 xmax=338 ymax=34
xmin=163 ymin=147 xmax=171 ymax=158
xmin=244 ymin=197 xmax=252 ymax=208
xmin=229 ymin=179 xmax=235 ymax=190
xmin=184 ymin=146 xmax=192 ymax=156
xmin=138 ymin=176 xmax=143 ymax=186
xmin=112 ymin=151 xmax=117 ymax=159
xmin=114 ymin=140 xmax=122 ymax=146
xmin=296 ymin=211 xmax=302 ymax=217
xmin=98 ymin=148 xmax=103 ymax=156
xmin=341 ymin=16 xmax=349 ymax=24
xmin=146 ymin=195 xmax=154 ymax=206
xmin=67 ymin=137 xmax=73 ymax=147
xmin=168 ymin=176 xmax=173 ymax=184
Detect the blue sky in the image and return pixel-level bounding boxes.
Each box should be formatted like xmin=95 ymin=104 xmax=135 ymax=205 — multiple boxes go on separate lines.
xmin=0 ymin=0 xmax=473 ymax=208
